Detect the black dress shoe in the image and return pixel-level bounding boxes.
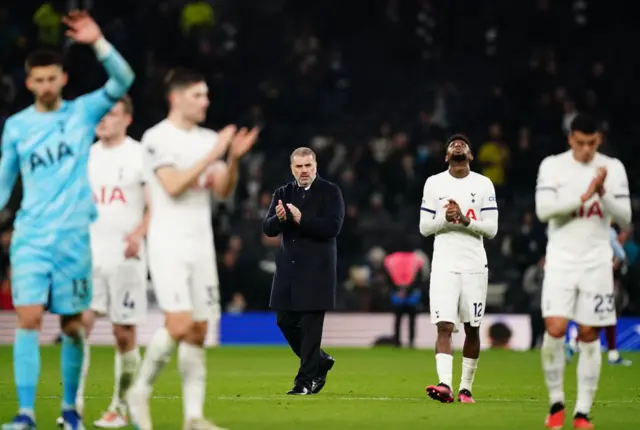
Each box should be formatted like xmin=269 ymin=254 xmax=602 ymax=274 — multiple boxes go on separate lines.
xmin=287 ymin=384 xmax=311 ymax=395
xmin=311 ymin=355 xmax=335 ymax=394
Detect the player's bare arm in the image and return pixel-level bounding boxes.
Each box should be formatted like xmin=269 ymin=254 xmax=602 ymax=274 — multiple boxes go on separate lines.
xmin=155 ymin=126 xmax=234 ymax=198
xmin=64 ymin=11 xmax=134 ymax=101
xmin=210 ymin=126 xmax=259 ymax=199
xmin=124 ymin=186 xmax=151 ymax=259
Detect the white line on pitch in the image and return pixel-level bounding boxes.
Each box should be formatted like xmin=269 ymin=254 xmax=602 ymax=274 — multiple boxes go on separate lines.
xmin=214 ymin=396 xmax=637 ymax=404
xmin=36 ymin=395 xmax=638 ymax=404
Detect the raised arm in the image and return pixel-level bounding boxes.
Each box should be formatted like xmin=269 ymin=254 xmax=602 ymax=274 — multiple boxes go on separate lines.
xmin=263 ymin=189 xmax=286 ymax=237
xmin=66 ymin=12 xmax=135 ymax=123
xmin=535 ymin=157 xmax=585 ymax=223
xmin=298 ymin=183 xmax=345 ymax=239
xmin=419 ymin=177 xmax=446 ymax=237
xmin=600 ymin=160 xmax=632 ymax=229
xmin=464 ymin=180 xmax=498 ymax=239
xmin=0 ymin=120 xmax=20 ymax=210
xmin=86 ymin=38 xmax=135 ymax=112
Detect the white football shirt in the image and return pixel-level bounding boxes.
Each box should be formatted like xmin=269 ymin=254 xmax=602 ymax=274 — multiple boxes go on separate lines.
xmin=419 ymin=170 xmax=498 ymax=273
xmin=535 ymin=150 xmax=631 ymax=269
xmin=89 ymin=137 xmax=146 ymax=265
xmin=141 ymin=119 xmax=220 ymax=255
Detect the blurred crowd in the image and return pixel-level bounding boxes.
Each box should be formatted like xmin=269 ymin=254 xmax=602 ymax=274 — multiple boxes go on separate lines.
xmin=1 ymin=0 xmax=639 ymax=316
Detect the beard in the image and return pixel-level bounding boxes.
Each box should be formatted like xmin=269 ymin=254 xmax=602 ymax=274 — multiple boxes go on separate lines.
xmin=450 ymin=153 xmax=468 ymax=162
xmin=39 ymin=92 xmax=58 ymax=106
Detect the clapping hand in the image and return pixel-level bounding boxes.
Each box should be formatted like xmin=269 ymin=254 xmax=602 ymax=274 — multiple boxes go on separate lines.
xmin=595 ymin=166 xmax=607 ymax=196
xmin=276 ymin=200 xmax=287 ymax=221
xmin=205 ymin=125 xmax=236 ymax=164
xmin=229 ymin=127 xmax=259 ymax=161
xmin=583 ymin=166 xmax=607 ymax=201
xmin=444 ymin=199 xmax=461 ymax=223
xmin=286 ymin=203 xmax=302 ymax=224
xmin=445 ymin=199 xmax=470 ymax=225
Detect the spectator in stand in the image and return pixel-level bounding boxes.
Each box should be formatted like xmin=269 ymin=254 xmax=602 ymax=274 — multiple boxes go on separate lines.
xmin=477 ymin=122 xmax=509 ymax=193
xmin=384 ymin=242 xmax=427 ymax=348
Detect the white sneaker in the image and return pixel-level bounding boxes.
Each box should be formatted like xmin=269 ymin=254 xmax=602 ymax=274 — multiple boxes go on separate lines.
xmin=126 ymin=387 xmax=152 ymax=430
xmin=93 ymin=409 xmax=128 ymax=429
xmin=183 ymin=418 xmax=228 ymax=430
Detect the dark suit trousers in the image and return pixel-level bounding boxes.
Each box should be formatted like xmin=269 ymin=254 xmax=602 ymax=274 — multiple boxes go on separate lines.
xmin=393 ymin=305 xmax=417 ymax=347
xmin=276 ymin=310 xmax=330 ymax=387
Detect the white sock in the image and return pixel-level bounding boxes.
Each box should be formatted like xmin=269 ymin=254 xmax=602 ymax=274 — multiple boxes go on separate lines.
xmin=109 ymin=351 xmax=123 ymax=411
xmin=541 ymin=332 xmax=566 ymax=405
xmin=76 ymin=340 xmax=91 ymax=413
xmin=178 ymin=342 xmax=206 ymax=421
xmin=459 ymin=357 xmax=478 ymax=393
xmin=110 ymin=348 xmax=141 ymax=411
xmin=435 ymin=353 xmax=453 ymax=388
xmin=608 ymin=349 xmax=620 ymax=362
xmin=132 ymin=328 xmax=176 ymax=391
xmin=575 ymin=340 xmax=602 ymax=416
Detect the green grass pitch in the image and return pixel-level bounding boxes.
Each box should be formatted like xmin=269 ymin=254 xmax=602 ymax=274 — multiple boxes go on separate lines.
xmin=0 ymin=347 xmax=638 ymax=429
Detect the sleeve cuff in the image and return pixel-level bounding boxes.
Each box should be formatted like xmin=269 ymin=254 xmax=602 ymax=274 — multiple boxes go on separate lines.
xmin=93 ymin=37 xmax=113 ymax=60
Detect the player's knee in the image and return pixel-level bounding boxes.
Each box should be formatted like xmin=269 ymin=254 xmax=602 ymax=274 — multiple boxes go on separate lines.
xmin=16 ymin=305 xmax=45 ymax=330
xmin=576 ymin=325 xmax=600 ymax=343
xmin=82 ymin=310 xmax=96 ymax=337
xmin=183 ymin=321 xmax=208 ymax=346
xmin=165 ymin=312 xmax=193 ymax=341
xmin=464 ymin=324 xmax=480 ymax=340
xmin=60 ymin=314 xmax=84 ymax=338
xmin=112 ymin=324 xmax=136 ymax=352
xmin=436 ymin=321 xmax=455 ymax=336
xmin=544 ymin=317 xmax=568 ymax=338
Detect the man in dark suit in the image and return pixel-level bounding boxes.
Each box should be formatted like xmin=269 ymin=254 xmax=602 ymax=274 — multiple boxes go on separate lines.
xmin=263 ymin=147 xmax=345 ymax=395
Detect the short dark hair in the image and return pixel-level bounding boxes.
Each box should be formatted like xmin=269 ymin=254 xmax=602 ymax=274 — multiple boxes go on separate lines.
xmin=164 ymin=67 xmax=205 ymax=93
xmin=570 ymin=113 xmax=600 ymax=134
xmin=118 ymin=94 xmax=134 ymax=116
xmin=25 ymin=50 xmax=64 ymax=72
xmin=446 ymin=133 xmax=472 ymax=150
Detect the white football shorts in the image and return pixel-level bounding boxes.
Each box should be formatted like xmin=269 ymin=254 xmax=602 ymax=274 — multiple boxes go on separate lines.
xmin=91 ymin=258 xmax=148 ymax=325
xmin=429 ymin=270 xmax=488 ymax=327
xmin=148 ymin=251 xmax=220 ymax=322
xmin=542 ymin=262 xmax=616 ymax=327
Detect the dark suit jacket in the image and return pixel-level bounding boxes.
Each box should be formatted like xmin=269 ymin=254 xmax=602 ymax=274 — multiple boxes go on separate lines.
xmin=263 ymin=176 xmax=345 ymax=311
